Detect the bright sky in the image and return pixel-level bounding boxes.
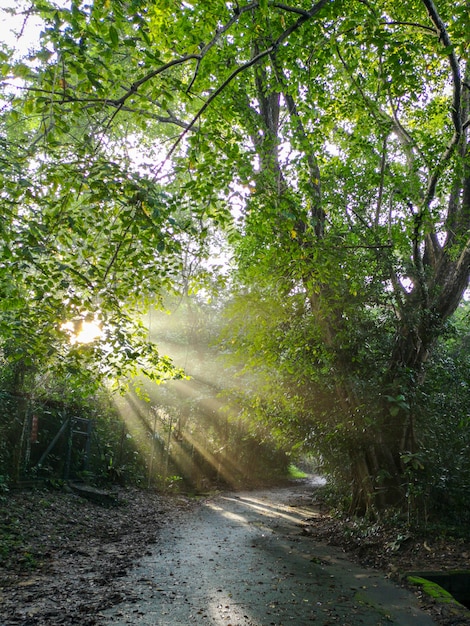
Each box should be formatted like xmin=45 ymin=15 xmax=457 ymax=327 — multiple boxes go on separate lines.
xmin=0 ymin=0 xmax=43 ymax=51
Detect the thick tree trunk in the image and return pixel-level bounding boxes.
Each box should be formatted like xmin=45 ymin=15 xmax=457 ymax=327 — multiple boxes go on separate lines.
xmin=368 ymin=253 xmax=470 ymax=513
xmin=248 ymin=48 xmax=470 ymax=516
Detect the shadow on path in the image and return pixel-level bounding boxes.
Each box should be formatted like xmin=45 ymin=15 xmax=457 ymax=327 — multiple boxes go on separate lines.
xmin=100 ymin=480 xmax=436 ymax=625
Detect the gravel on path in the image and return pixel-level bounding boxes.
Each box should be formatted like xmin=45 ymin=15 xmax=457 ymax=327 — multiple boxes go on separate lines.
xmin=99 ymin=482 xmax=437 ymax=626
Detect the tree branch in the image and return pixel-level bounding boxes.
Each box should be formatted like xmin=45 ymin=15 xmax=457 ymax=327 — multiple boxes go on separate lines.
xmin=272 ymin=3 xmax=310 ymax=17
xmin=375 ymin=136 xmax=388 ymax=226
xmin=113 ymin=55 xmax=201 ymax=107
xmin=269 ymin=56 xmax=324 ymax=236
xmin=421 ymin=0 xmax=462 ymax=206
xmin=29 ymin=0 xmax=330 ymax=139
xmin=186 ymin=2 xmax=259 ymax=94
xmin=102 ymin=214 xmax=135 ymax=283
xmin=382 ymin=20 xmax=436 ymax=34
xmin=421 ymin=0 xmax=461 ymax=135
xmin=153 ymin=0 xmax=331 ymax=177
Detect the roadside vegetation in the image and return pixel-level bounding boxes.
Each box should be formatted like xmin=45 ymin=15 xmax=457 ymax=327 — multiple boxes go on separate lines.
xmin=0 ymin=0 xmax=469 ymax=577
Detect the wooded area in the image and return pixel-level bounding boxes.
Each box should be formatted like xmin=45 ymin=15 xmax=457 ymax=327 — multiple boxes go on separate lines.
xmin=1 ymin=0 xmax=470 ymax=525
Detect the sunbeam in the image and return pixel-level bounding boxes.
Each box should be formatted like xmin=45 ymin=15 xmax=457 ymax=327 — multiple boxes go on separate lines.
xmin=109 ymin=303 xmax=291 ymax=491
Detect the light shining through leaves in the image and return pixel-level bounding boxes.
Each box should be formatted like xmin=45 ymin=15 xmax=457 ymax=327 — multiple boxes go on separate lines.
xmin=62 ymin=318 xmax=103 ymax=345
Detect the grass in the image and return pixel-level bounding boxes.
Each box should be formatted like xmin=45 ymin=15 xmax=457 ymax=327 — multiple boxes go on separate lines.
xmin=288 ymin=464 xmax=308 ymax=479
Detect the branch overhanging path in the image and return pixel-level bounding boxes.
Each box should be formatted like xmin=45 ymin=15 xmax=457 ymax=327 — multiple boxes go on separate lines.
xmin=26 ymin=1 xmax=332 ymax=180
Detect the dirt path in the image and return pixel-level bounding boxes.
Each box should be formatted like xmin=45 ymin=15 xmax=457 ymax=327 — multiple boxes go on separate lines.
xmin=99 ymin=481 xmax=436 ymax=626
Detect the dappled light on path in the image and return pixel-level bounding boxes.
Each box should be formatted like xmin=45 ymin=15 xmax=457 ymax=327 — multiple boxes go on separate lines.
xmin=101 ymin=485 xmax=435 ymax=626
xmin=218 ymin=494 xmax=321 ymax=525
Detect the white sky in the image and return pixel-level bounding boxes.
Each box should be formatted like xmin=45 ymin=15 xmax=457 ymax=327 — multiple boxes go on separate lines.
xmin=0 ymin=0 xmax=43 ymax=51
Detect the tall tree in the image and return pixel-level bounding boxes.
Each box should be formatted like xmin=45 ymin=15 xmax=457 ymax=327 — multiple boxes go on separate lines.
xmin=222 ymin=0 xmax=470 ymax=512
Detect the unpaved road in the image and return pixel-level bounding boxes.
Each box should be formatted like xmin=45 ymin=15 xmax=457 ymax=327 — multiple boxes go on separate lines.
xmin=100 ymin=481 xmax=436 ymax=626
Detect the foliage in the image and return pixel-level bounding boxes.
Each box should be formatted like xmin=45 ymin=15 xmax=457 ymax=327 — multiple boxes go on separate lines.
xmin=410 ymin=306 xmax=470 ymax=527
xmin=0 ymin=353 xmax=147 ymax=485
xmin=1 ymin=0 xmax=470 ymax=512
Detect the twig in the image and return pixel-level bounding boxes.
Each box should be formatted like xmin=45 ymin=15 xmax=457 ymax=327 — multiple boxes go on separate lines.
xmin=421 ymin=0 xmax=462 ymax=206
xmin=153 ymin=0 xmax=331 ymax=178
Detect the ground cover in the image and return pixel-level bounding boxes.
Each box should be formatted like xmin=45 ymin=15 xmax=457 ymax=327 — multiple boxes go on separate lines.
xmin=0 ymin=482 xmax=468 ymax=625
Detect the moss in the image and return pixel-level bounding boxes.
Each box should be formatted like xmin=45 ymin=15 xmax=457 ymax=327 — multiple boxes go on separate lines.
xmin=287 ymin=464 xmax=308 ymax=479
xmin=407 ymin=576 xmax=456 ymax=604
xmin=407 ymin=573 xmax=470 ymax=620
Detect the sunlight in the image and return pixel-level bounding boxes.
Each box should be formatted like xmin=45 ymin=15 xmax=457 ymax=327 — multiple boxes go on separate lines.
xmin=74 ymin=320 xmax=103 ymax=344
xmin=61 ymin=317 xmax=103 ymax=345
xmin=106 ymin=306 xmax=288 ymax=491
xmin=111 ymin=378 xmax=251 ymax=490
xmin=222 ymin=495 xmax=320 ymax=524
xmin=205 ymin=502 xmax=249 ymax=524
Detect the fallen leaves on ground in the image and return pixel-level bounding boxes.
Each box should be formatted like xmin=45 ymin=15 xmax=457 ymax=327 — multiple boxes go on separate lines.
xmin=1 ymin=483 xmax=469 ymax=626
xmin=0 ymin=486 xmax=195 ymax=625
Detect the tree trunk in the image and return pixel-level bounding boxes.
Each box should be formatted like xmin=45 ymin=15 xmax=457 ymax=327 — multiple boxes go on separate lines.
xmin=246 ymin=43 xmax=470 ymax=515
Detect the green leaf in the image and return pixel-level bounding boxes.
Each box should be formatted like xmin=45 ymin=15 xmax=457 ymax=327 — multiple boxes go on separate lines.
xmin=12 ymin=63 xmax=31 ymax=78
xmin=109 ymin=25 xmax=119 ymax=46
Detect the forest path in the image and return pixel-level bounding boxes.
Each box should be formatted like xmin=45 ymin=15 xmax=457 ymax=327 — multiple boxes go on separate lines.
xmin=100 ymin=480 xmax=435 ymax=626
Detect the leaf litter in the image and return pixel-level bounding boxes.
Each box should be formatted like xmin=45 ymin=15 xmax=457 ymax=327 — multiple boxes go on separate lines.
xmin=0 ymin=482 xmax=469 ymax=625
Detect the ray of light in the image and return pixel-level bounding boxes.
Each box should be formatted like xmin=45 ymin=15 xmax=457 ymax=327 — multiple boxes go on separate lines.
xmin=107 ymin=305 xmax=284 ymax=490
xmin=221 ymin=495 xmax=320 ymax=523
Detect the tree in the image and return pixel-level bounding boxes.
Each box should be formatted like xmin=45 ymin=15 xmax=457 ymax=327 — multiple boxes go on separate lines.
xmin=1 ymin=4 xmax=190 ymax=386
xmin=219 ymin=1 xmax=470 ymax=512
xmin=220 ymin=0 xmax=470 ymax=512
xmin=2 ymin=0 xmax=470 ymax=511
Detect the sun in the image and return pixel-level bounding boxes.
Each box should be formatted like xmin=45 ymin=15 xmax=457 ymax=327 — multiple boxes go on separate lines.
xmin=61 ymin=317 xmax=103 ymax=345
xmin=74 ymin=320 xmax=103 ymax=344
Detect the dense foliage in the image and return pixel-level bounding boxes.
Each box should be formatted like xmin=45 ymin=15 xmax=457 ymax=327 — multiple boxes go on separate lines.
xmin=1 ymin=1 xmax=469 ymax=516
